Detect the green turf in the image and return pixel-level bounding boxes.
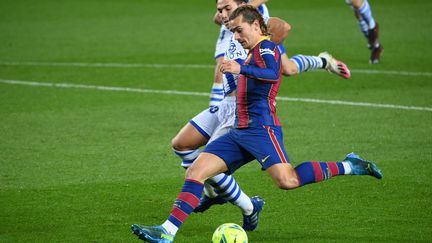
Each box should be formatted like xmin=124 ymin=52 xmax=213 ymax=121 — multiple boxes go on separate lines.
xmin=1 ymin=0 xmax=431 ymax=242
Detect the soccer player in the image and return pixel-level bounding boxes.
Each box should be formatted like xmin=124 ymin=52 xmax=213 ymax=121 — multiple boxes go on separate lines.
xmin=171 ymin=0 xmax=350 ymax=232
xmin=210 ymin=0 xmax=270 ymax=107
xmin=132 ymin=5 xmax=381 ymax=243
xmin=346 ymin=0 xmax=383 ymax=64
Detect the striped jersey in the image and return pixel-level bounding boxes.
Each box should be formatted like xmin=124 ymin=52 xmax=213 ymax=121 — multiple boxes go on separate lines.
xmin=235 ymin=37 xmax=282 ymax=128
xmin=222 ymin=5 xmax=270 ymax=96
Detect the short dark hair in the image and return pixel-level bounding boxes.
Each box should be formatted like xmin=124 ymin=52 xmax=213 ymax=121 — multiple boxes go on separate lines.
xmin=233 ymin=0 xmax=248 ymax=4
xmin=229 ymin=5 xmax=269 ymax=36
xmin=216 ymin=0 xmax=247 ymax=4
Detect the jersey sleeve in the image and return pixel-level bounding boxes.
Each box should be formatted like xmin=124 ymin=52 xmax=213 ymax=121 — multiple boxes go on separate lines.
xmin=239 ymin=40 xmax=280 ymax=83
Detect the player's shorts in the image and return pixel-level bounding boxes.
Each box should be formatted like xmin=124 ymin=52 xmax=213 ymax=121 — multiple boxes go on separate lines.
xmin=189 ymin=96 xmax=236 ymax=141
xmin=203 ymin=125 xmax=291 ymax=174
xmin=214 ymin=25 xmax=233 ymax=59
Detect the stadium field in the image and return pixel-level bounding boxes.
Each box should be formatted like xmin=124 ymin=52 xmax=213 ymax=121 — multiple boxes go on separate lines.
xmin=1 ymin=0 xmax=431 ymax=242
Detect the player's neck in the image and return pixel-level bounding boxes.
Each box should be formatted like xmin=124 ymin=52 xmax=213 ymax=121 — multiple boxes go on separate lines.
xmin=248 ymin=35 xmax=271 ymax=50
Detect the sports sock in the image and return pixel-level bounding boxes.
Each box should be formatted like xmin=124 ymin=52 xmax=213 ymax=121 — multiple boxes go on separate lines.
xmin=290 ymin=55 xmax=325 ymax=73
xmin=358 ymin=17 xmax=370 ymax=38
xmin=294 ymin=161 xmax=351 ymax=186
xmin=173 ymin=149 xmax=200 ymax=168
xmin=357 ymin=0 xmax=376 ymax=29
xmin=163 ymin=179 xmax=204 ymax=235
xmin=207 ymin=173 xmax=254 ymax=215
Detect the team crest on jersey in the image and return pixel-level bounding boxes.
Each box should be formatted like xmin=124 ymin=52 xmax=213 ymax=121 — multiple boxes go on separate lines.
xmin=260 ymin=48 xmax=275 ymax=56
xmin=229 ymin=42 xmax=236 ymax=53
xmin=226 ymin=40 xmax=248 ymax=60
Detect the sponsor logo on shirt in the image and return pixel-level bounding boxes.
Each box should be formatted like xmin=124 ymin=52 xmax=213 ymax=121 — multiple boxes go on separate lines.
xmin=260 ymin=48 xmax=275 ymax=56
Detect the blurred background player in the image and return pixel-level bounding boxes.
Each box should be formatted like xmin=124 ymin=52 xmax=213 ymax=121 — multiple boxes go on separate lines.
xmin=170 ymin=0 xmax=351 ymax=233
xmin=346 ymin=0 xmax=383 ymax=64
xmin=132 ymin=6 xmax=381 ymax=242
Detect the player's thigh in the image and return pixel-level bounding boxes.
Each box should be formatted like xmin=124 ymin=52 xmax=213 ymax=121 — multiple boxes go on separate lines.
xmin=239 ymin=126 xmax=290 ymax=170
xmin=186 ymin=152 xmax=229 ymax=183
xmin=172 ymin=107 xmax=220 ymax=150
xmin=171 ymin=122 xmax=209 ymax=150
xmin=203 ymin=131 xmax=253 ymax=174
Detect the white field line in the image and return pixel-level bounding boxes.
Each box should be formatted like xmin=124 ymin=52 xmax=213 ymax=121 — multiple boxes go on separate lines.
xmin=1 ymin=79 xmax=431 ymax=112
xmin=1 ymin=61 xmax=432 ymax=77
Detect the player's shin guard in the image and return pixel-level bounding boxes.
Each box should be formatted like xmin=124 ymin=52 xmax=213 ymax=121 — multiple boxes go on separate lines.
xmin=290 ymin=55 xmax=325 ymax=73
xmin=163 ymin=179 xmax=204 ymax=235
xmin=173 ymin=149 xmax=200 ymax=168
xmin=207 ymin=173 xmax=254 ymax=215
xmin=294 ymin=161 xmax=349 ymax=186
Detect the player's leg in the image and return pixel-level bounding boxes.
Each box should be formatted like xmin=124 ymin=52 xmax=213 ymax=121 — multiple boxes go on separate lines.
xmin=132 ymin=136 xmax=236 ymax=242
xmin=347 ymin=0 xmax=383 ymax=63
xmin=171 ymin=123 xmax=208 ymax=168
xmin=267 ymin=153 xmax=383 ymax=190
xmin=243 ymin=125 xmax=382 ymax=190
xmin=171 ymin=106 xmax=220 ymax=168
xmin=194 ymin=98 xmax=260 ymax=231
xmin=287 ymin=52 xmax=351 ymax=79
xmin=203 ymin=173 xmax=264 ymax=231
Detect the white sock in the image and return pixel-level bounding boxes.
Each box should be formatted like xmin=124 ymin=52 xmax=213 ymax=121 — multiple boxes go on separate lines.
xmin=358 ymin=0 xmax=376 ymax=29
xmin=207 ymin=173 xmax=254 ymax=215
xmin=173 ymin=149 xmax=200 ymax=168
xmin=290 ymin=55 xmax=324 ymax=73
xmin=342 ymin=162 xmax=352 ymax=174
xmin=162 ymin=220 xmax=178 ymax=236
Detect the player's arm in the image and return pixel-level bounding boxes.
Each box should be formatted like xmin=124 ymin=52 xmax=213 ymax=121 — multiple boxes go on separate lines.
xmin=221 ymin=42 xmax=280 ymax=82
xmin=267 ymin=17 xmax=291 ymax=44
xmin=209 ymin=57 xmax=225 ymax=107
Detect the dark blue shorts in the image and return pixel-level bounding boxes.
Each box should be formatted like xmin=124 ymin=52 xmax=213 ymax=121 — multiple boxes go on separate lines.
xmin=203 ymin=125 xmax=290 ymax=174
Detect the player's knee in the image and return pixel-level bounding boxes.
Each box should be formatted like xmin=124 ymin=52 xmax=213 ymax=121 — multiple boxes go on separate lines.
xmin=185 ymin=166 xmax=206 ymax=182
xmin=351 ymin=0 xmax=363 ymax=8
xmin=275 ymin=177 xmax=300 ymax=190
xmin=171 ymin=136 xmax=191 ymax=151
xmin=282 ymin=60 xmax=299 ymax=76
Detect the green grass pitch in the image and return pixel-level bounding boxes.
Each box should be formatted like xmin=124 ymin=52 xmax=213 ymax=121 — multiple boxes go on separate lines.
xmin=1 ymin=0 xmax=431 ymax=242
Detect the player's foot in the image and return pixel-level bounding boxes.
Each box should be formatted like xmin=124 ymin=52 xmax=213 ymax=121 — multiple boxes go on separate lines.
xmin=242 ymin=196 xmax=265 ymax=231
xmin=343 ymin=152 xmax=383 ymax=179
xmin=319 ymin=51 xmax=351 ymax=79
xmin=131 ymin=224 xmax=174 ymax=243
xmin=370 ymin=45 xmax=384 ymax=64
xmin=193 ymin=195 xmax=227 ymax=213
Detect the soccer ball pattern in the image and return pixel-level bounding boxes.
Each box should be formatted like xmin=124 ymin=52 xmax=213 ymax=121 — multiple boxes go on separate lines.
xmin=212 ymin=223 xmax=248 ymax=243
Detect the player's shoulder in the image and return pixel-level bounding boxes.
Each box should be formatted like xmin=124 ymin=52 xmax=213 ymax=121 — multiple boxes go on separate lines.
xmin=258 ymin=39 xmax=277 ymax=53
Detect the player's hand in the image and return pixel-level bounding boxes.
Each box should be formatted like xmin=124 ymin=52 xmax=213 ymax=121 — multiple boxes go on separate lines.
xmin=220 ymin=60 xmax=241 ymax=74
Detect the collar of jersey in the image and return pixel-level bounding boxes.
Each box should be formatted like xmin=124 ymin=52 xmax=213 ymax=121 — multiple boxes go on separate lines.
xmin=250 ymin=35 xmax=271 ymax=50
xmin=244 ymin=35 xmax=271 ymax=64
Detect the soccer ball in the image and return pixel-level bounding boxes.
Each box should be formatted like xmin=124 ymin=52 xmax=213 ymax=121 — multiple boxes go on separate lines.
xmin=212 ymin=223 xmax=248 ymax=243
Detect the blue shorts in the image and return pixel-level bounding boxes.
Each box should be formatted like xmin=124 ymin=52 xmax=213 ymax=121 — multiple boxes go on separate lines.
xmin=203 ymin=125 xmax=290 ymax=174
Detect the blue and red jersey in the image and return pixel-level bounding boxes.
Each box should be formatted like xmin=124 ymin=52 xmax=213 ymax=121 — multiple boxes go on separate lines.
xmin=235 ymin=37 xmax=282 ymax=128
